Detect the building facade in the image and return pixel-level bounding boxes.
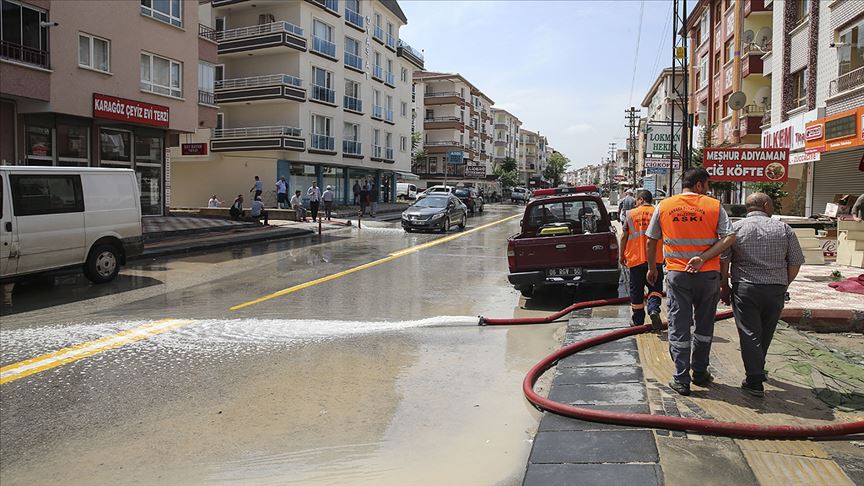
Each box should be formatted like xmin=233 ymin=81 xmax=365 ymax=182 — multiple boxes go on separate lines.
xmin=491 ymin=107 xmax=521 ymax=171
xmin=170 ymin=0 xmax=423 ymax=207
xmin=0 ymin=0 xmax=211 ymax=215
xmin=639 ymin=67 xmax=686 ymax=195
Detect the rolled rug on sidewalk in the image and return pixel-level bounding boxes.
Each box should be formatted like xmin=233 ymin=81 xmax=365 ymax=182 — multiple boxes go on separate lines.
xmin=827 ymin=274 xmax=864 ymax=295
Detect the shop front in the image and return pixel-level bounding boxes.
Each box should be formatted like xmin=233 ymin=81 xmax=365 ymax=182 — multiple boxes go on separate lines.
xmin=804 ymin=107 xmax=864 ymax=216
xmin=277 ymin=160 xmax=400 ymax=206
xmin=761 ymin=109 xmax=818 ymax=215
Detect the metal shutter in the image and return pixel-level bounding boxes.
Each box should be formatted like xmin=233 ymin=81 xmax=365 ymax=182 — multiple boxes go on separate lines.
xmin=812 ymin=148 xmax=864 ymax=215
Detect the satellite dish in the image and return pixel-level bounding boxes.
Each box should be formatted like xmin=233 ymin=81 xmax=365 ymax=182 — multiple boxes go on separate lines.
xmin=755 ymin=87 xmax=771 ymax=107
xmin=756 ymin=27 xmax=772 ymax=49
xmin=743 ymin=30 xmax=755 ymax=44
xmin=728 ymin=91 xmax=747 ymax=111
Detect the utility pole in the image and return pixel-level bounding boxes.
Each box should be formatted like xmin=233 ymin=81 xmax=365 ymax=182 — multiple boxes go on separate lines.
xmin=625 ymin=107 xmax=639 ymax=189
xmin=670 ymin=0 xmax=689 ymax=196
xmin=607 ymin=142 xmax=617 ymax=196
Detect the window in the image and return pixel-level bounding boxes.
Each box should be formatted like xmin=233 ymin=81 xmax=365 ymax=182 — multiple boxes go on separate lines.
xmin=198 ymin=62 xmax=215 ymax=104
xmin=724 ymin=38 xmax=734 ymax=63
xmin=78 ymin=33 xmax=110 ymax=72
xmin=401 ymin=67 xmax=408 ymax=83
xmin=135 ymin=132 xmax=163 ymax=164
xmin=344 ymin=122 xmax=361 ymax=154
xmin=312 ymin=66 xmax=334 ymax=103
xmin=25 ymin=125 xmax=52 ymax=164
xmin=400 ymin=135 xmax=407 ymax=152
xmin=373 ymin=89 xmax=382 ymax=118
xmin=372 ymin=128 xmax=382 ymax=158
xmin=140 ymin=0 xmax=182 ymax=28
xmin=216 ymin=113 xmax=224 ymax=131
xmin=373 ymin=51 xmax=382 ymax=79
xmin=837 ymin=19 xmax=864 ymax=81
xmin=100 ymin=128 xmax=132 ymax=164
xmin=698 ymin=56 xmax=709 ymax=89
xmin=698 ymin=12 xmax=709 ymax=46
xmin=11 ymin=174 xmax=84 ymax=216
xmin=0 ymin=0 xmax=50 ymax=68
xmin=344 ymin=79 xmax=362 ymax=111
xmin=344 ymin=36 xmax=362 ymax=69
xmin=57 ymin=124 xmax=89 ymax=165
xmin=140 ymin=52 xmax=182 ymax=98
xmin=792 ymin=68 xmax=807 ymax=108
xmin=312 ymin=19 xmax=336 ymax=57
xmin=344 ymin=122 xmax=360 ymax=141
xmin=401 ymin=101 xmax=407 ymax=117
xmin=386 ymin=94 xmax=393 ymax=121
xmin=792 ymin=0 xmax=809 ymax=26
xmin=311 ymin=114 xmax=334 ymax=151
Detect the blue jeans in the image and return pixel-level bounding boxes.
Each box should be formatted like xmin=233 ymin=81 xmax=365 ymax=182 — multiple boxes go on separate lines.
xmin=628 ymin=263 xmax=664 ymax=326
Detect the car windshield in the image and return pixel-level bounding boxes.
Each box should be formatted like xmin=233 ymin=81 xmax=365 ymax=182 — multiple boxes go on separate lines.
xmin=453 ymin=189 xmax=470 ymax=197
xmin=429 ymin=187 xmax=449 ymax=193
xmin=526 ymin=200 xmax=603 ymax=227
xmin=413 ymin=197 xmax=448 ymax=208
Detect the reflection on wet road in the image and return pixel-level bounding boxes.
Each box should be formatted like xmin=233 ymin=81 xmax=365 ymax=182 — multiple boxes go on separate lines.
xmin=1 ymin=206 xmax=579 ymax=485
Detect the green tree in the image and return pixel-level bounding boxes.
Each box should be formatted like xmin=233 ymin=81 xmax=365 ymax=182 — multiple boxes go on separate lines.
xmin=410 ymin=132 xmax=426 ymax=172
xmin=745 ymin=182 xmax=788 ymax=213
xmin=494 ymin=163 xmax=519 ymax=189
xmin=543 ymin=152 xmax=569 ymax=186
xmin=498 ymin=156 xmax=518 ymax=173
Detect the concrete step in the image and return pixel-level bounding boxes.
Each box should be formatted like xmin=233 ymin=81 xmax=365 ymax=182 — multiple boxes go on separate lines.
xmin=802 ymin=248 xmax=826 ymax=265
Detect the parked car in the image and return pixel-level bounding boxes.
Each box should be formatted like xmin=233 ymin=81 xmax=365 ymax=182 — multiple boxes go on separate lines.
xmin=0 ymin=167 xmax=143 ymax=284
xmin=511 ymin=187 xmax=530 ymax=203
xmin=401 ymin=194 xmax=467 ymax=233
xmin=417 ymin=185 xmax=456 ymax=199
xmin=506 ymin=186 xmax=620 ymax=297
xmin=397 ymin=182 xmax=418 ymax=200
xmin=453 ymin=187 xmax=484 ymax=214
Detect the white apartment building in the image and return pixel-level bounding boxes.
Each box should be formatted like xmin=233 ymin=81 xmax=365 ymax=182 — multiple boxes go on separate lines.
xmin=412 ymin=71 xmax=497 ymax=192
xmin=170 ymin=0 xmax=424 ymax=207
xmin=518 ymin=128 xmax=541 ymax=185
xmin=491 ymin=108 xmax=521 ymax=170
xmin=639 ymin=67 xmax=686 ymax=195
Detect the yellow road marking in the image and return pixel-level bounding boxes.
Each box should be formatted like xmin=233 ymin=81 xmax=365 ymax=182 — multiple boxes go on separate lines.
xmin=229 ymin=214 xmax=519 ymax=310
xmin=0 ymin=318 xmax=192 ymax=385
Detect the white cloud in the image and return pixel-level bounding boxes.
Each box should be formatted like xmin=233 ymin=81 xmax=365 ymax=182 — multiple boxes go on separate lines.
xmin=566 ymin=124 xmax=594 ymax=134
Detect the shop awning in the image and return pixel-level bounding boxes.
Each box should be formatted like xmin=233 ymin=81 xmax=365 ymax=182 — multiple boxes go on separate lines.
xmin=395 ymin=171 xmax=420 ymax=180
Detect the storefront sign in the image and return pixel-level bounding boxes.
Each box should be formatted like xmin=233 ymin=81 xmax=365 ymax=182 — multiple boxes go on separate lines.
xmin=93 ymin=93 xmax=169 ymax=128
xmin=614 ymin=174 xmax=627 ymax=182
xmin=761 ymin=109 xmax=817 ymax=151
xmin=646 ymin=167 xmax=669 ymax=175
xmin=703 ymin=148 xmax=790 ymax=182
xmin=447 ymin=150 xmax=465 ymax=165
xmin=645 ymin=123 xmax=683 ymax=158
xmin=464 ymin=164 xmax=486 ymax=178
xmin=789 ymin=151 xmax=820 ymax=165
xmin=644 ymin=157 xmax=681 ymax=169
xmin=805 ymin=107 xmax=864 ymax=154
xmin=181 ymin=143 xmax=208 ymax=155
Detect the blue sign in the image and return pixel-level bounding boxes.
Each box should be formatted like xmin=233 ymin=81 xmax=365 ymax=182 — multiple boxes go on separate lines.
xmin=447 ymin=150 xmax=465 ymax=165
xmin=646 ymin=167 xmax=669 ymax=175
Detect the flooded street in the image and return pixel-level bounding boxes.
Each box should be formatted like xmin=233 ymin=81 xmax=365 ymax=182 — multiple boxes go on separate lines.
xmin=1 ymin=207 xmax=571 ymax=485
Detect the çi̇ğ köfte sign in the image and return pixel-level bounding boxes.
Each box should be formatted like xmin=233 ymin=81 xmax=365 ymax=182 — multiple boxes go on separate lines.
xmin=703 ymin=148 xmax=789 ymax=182
xmin=93 ymin=94 xmax=169 ymax=127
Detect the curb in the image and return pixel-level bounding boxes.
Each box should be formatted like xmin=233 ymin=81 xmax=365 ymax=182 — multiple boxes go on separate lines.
xmin=135 ymin=227 xmax=315 ymax=260
xmin=143 ymin=222 xmax=260 ymax=241
xmin=781 ymin=308 xmax=864 ymax=333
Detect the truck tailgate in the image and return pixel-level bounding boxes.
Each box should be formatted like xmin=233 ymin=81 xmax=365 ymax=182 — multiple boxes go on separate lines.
xmin=512 ymin=233 xmax=614 ymax=270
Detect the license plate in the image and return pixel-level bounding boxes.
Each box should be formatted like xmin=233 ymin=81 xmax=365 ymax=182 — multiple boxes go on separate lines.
xmin=547 ymin=267 xmax=581 ymax=277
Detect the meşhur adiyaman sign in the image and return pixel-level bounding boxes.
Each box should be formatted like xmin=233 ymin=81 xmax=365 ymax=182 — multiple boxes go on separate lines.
xmin=703 ymin=148 xmax=790 ymax=182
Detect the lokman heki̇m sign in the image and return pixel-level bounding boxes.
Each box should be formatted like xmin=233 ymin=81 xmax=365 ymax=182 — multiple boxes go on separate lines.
xmin=703 ymin=148 xmax=789 ymax=182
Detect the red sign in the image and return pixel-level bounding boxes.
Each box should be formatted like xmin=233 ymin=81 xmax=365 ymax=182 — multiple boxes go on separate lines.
xmin=93 ymin=93 xmax=169 ymax=127
xmin=805 ymin=124 xmax=823 ymax=141
xmin=703 ymin=148 xmax=789 ymax=182
xmin=181 ymin=143 xmax=208 ymax=155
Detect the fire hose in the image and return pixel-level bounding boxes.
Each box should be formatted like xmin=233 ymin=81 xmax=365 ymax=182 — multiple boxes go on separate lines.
xmin=479 ymin=299 xmax=864 ymax=439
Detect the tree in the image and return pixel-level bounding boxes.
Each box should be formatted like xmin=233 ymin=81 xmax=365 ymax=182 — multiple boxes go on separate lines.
xmin=543 ymin=152 xmax=569 ymax=186
xmin=494 ymin=157 xmax=519 ymax=189
xmin=410 ymin=132 xmax=426 ymax=173
xmin=745 ymin=182 xmax=788 ymax=213
xmin=498 ymin=156 xmax=517 ymax=173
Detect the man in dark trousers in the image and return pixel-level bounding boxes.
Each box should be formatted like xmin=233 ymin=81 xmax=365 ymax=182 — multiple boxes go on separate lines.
xmin=619 ymin=190 xmax=664 ymax=329
xmin=353 ymin=180 xmax=361 ymax=205
xmin=721 ymin=192 xmax=805 ymax=397
xmin=250 ymin=176 xmax=263 ymax=199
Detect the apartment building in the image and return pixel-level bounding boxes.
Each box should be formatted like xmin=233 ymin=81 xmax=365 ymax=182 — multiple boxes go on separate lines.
xmin=639 ymin=67 xmax=686 ymax=194
xmin=170 ymin=0 xmax=424 ymax=207
xmin=491 ymin=107 xmax=521 ymax=170
xmin=412 ymin=71 xmax=496 ymax=193
xmin=518 ymin=128 xmax=542 ymax=186
xmin=0 ymin=0 xmax=211 ymax=215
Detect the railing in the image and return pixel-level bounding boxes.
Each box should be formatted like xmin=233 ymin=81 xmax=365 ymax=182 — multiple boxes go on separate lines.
xmin=373 ymin=25 xmax=385 ymax=42
xmin=345 ymin=9 xmax=364 ymax=29
xmin=761 ymin=111 xmax=772 ymax=127
xmin=312 ymin=36 xmax=336 ymax=57
xmin=311 ymin=84 xmax=335 ymax=103
xmin=324 ymin=0 xmax=338 ymax=11
xmin=385 ymin=147 xmax=394 ymax=160
xmin=311 ymin=134 xmax=335 ymax=151
xmin=372 ymin=65 xmax=383 ymax=80
xmin=424 ymin=141 xmax=460 ymax=146
xmin=0 ymin=40 xmax=49 ymax=68
xmin=372 ymin=144 xmax=383 ymax=158
xmin=343 ymin=140 xmax=362 ymax=155
xmin=215 ymin=21 xmax=304 ymax=42
xmin=386 ymin=33 xmax=397 ymax=50
xmin=213 ymin=126 xmax=302 ymax=138
xmin=742 ymin=104 xmax=765 ymax=115
xmin=343 ymin=95 xmax=362 ymax=112
xmin=198 ymin=90 xmax=216 ymax=105
xmin=216 ymin=74 xmax=303 ymax=89
xmin=344 ymin=51 xmax=363 ymax=70
xmin=386 ymin=71 xmax=395 ymax=85
xmin=425 ymin=91 xmax=462 ymax=98
xmin=199 ymin=24 xmax=217 ymax=41
xmin=385 ymin=110 xmax=394 ymax=122
xmin=828 ymin=66 xmax=864 ymax=97
xmin=425 ymin=116 xmax=461 ymax=122
xmin=372 ymin=105 xmax=383 ymax=118
xmin=397 ymin=40 xmax=425 ymax=62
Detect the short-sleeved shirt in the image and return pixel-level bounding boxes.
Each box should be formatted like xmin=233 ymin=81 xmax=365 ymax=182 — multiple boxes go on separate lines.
xmin=722 ymin=211 xmax=806 ymax=285
xmin=276 ymin=180 xmax=287 ymax=194
xmin=307 ymin=186 xmax=321 ymax=201
xmin=254 ymin=180 xmax=263 ymax=191
xmin=290 ymin=195 xmax=302 ymax=208
xmin=646 ymin=194 xmax=732 ymax=240
xmin=251 ymin=200 xmax=265 ymax=217
xmin=322 ymin=190 xmax=335 ymax=202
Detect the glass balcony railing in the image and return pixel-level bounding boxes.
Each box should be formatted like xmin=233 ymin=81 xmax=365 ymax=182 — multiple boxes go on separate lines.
xmin=372 ymin=145 xmax=383 ymax=158
xmin=324 ymin=0 xmax=338 ymax=11
xmin=397 ymin=40 xmax=424 ymax=62
xmin=312 ymin=36 xmax=337 ymax=57
xmin=343 ymin=140 xmax=362 ymax=155
xmin=385 ymin=147 xmax=394 ymax=160
xmin=372 ymin=105 xmax=383 ymax=118
xmin=373 ymin=25 xmax=384 ymax=42
xmin=372 ymin=65 xmax=383 ymax=80
xmin=386 ymin=33 xmax=397 ymax=50
xmin=343 ymin=95 xmax=362 ymax=112
xmin=312 ymin=134 xmax=335 ymax=151
xmin=385 ymin=110 xmax=394 ymax=122
xmin=345 ymin=9 xmax=364 ymax=29
xmin=344 ymin=51 xmax=363 ymax=70
xmin=386 ymin=71 xmax=395 ymax=85
xmin=312 ymin=84 xmax=335 ymax=103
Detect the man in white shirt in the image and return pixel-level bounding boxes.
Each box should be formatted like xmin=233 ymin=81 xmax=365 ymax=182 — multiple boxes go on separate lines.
xmin=291 ymin=190 xmax=307 ymax=221
xmin=307 ymin=181 xmax=321 ymax=222
xmin=250 ymin=195 xmax=269 ymax=225
xmin=250 ymin=175 xmax=263 ymax=199
xmin=276 ymin=177 xmax=288 ymax=209
xmin=322 ymin=185 xmax=335 ymax=220
xmin=208 ymin=195 xmax=222 ymax=208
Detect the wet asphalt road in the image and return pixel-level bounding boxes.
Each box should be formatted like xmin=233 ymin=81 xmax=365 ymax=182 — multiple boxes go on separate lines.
xmin=0 ymin=204 xmax=616 ymax=485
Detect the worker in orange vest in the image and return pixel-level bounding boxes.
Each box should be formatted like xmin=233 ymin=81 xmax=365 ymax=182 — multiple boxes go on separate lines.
xmin=619 ymin=189 xmax=664 ymax=330
xmin=645 ymin=168 xmax=736 ymax=396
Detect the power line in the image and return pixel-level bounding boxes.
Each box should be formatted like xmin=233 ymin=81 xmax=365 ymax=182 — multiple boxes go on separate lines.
xmin=648 ymin=1 xmax=674 ymax=83
xmin=628 ymin=0 xmax=646 ymax=106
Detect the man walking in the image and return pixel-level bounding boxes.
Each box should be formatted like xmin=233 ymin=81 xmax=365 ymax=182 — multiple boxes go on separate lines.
xmin=276 ymin=176 xmax=288 ymax=209
xmin=359 ymin=181 xmax=369 ymax=216
xmin=322 ymin=185 xmax=335 ymax=221
xmin=369 ymin=182 xmax=379 ymax=217
xmin=619 ymin=190 xmax=664 ymax=329
xmin=619 ymin=190 xmax=636 ymax=222
xmin=721 ymin=193 xmax=804 ymax=397
xmin=646 ymin=168 xmax=736 ymax=396
xmin=250 ymin=176 xmax=263 ymax=199
xmin=353 ymin=180 xmax=361 ymax=205
xmin=307 ymin=181 xmax=321 ymax=222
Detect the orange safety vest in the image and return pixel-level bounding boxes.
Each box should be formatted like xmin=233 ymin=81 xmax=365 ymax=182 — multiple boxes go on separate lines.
xmin=624 ymin=205 xmax=663 ymax=268
xmin=656 ymin=193 xmax=722 ymax=273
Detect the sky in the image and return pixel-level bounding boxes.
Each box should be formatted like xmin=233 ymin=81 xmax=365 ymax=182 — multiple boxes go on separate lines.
xmin=398 ymin=0 xmax=678 ymax=170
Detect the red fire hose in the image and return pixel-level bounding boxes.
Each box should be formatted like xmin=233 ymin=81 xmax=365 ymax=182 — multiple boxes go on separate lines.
xmin=481 ymin=302 xmax=864 ymax=439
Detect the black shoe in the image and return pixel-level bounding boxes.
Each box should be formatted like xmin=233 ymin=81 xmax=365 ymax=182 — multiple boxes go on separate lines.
xmin=692 ymin=371 xmax=713 ymax=386
xmin=648 ymin=311 xmax=663 ymax=331
xmin=741 ymin=381 xmax=765 ymax=397
xmin=669 ymin=380 xmax=691 ymax=396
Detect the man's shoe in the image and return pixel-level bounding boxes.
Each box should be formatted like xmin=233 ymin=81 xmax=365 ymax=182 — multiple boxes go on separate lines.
xmin=668 ymin=380 xmax=691 ymax=396
xmin=692 ymin=371 xmax=713 ymax=386
xmin=741 ymin=381 xmax=765 ymax=397
xmin=648 ymin=311 xmax=663 ymax=331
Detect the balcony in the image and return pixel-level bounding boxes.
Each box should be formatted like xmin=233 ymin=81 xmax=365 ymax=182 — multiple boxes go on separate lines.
xmin=744 ymin=0 xmax=769 ymax=17
xmin=372 ymin=144 xmax=383 ymax=160
xmin=198 ymin=24 xmax=217 ymax=42
xmin=210 ymin=126 xmax=304 ymax=152
xmin=311 ymin=36 xmax=337 ymax=60
xmin=397 ymin=40 xmax=424 ymax=70
xmin=424 ymin=91 xmax=464 ymax=106
xmin=198 ymin=90 xmax=216 ymax=105
xmin=310 ymin=134 xmax=336 ymax=153
xmin=740 ymin=53 xmax=764 ymax=77
xmin=311 ymin=84 xmax=336 ymax=105
xmin=0 ymin=40 xmax=49 ymax=69
xmin=828 ymin=67 xmax=864 ymax=97
xmin=385 ymin=110 xmax=394 ymax=123
xmin=385 ymin=147 xmax=394 ymax=161
xmin=372 ymin=65 xmax=384 ymax=82
xmin=373 ymin=25 xmax=385 ymax=44
xmin=494 ymin=140 xmax=507 ymax=147
xmin=345 ymin=9 xmax=364 ymax=31
xmin=739 ymin=105 xmax=766 ymax=137
xmin=215 ymin=74 xmax=305 ymax=104
xmin=385 ymin=71 xmax=396 ymax=87
xmin=386 ymin=33 xmax=397 ymax=51
xmin=215 ymin=21 xmax=306 ymax=56
xmin=424 ymin=140 xmax=463 ymax=154
xmin=343 ymin=95 xmax=363 ymax=113
xmin=424 ymin=116 xmax=462 ymax=130
xmin=344 ymin=51 xmax=363 ymax=72
xmin=343 ymin=140 xmax=362 ymax=156
xmin=372 ymin=104 xmax=384 ymax=120
xmin=494 ymin=123 xmax=507 ymax=129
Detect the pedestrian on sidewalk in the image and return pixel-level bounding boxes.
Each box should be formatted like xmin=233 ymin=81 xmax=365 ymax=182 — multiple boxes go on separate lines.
xmin=229 ymin=194 xmax=244 ymax=220
xmin=276 ymin=176 xmax=288 ymax=209
xmin=251 ymin=195 xmax=269 ymax=226
xmin=208 ymin=195 xmax=222 ymax=208
xmin=322 ymin=185 xmax=336 ymax=221
xmin=646 ymin=168 xmax=736 ymax=396
xmin=359 ymin=181 xmax=369 ymax=216
xmin=370 ymin=182 xmax=379 ymax=217
xmin=619 ymin=190 xmax=664 ymax=329
xmin=307 ymin=181 xmax=321 ymax=222
xmin=291 ymin=190 xmax=307 ymax=221
xmin=353 ymin=180 xmax=361 ymax=205
xmin=619 ymin=190 xmax=636 ymax=222
xmin=250 ymin=176 xmax=263 ymax=199
xmin=720 ymin=193 xmax=805 ymax=397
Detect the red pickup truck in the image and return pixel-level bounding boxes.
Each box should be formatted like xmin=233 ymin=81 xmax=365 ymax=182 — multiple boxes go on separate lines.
xmin=507 ymin=187 xmax=620 ymax=297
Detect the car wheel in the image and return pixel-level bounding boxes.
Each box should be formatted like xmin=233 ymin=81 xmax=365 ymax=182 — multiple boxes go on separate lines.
xmin=479 ymin=204 xmax=484 ymax=213
xmin=442 ymin=217 xmax=450 ymax=233
xmin=84 ymin=244 xmax=120 ymax=284
xmin=405 ymin=227 xmax=413 ymax=233
xmin=519 ymin=285 xmax=535 ymax=298
xmin=458 ymin=215 xmax=466 ymax=231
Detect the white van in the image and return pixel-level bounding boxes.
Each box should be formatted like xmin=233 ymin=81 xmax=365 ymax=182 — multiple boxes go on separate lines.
xmin=0 ymin=167 xmax=143 ymax=284
xmin=396 ymin=182 xmax=418 ymax=200
xmin=511 ymin=187 xmax=530 ymax=203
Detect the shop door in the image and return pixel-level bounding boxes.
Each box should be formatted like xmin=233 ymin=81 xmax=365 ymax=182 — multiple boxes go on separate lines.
xmin=812 ymin=149 xmax=864 ymax=216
